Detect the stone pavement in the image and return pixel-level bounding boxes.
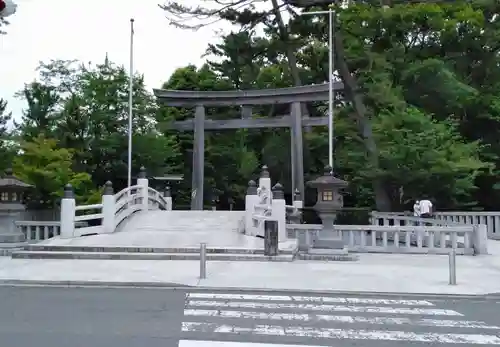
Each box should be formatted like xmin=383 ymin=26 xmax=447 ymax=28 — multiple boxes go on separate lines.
xmin=1 ymin=240 xmax=500 ymax=295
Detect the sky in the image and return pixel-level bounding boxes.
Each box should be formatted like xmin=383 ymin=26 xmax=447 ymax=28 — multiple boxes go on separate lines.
xmin=0 ymin=0 xmax=228 ymax=121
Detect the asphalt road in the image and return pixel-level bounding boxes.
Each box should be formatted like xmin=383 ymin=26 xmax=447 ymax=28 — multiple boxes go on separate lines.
xmin=0 ymin=286 xmax=500 ymax=347
xmin=0 ymin=286 xmax=186 ymax=347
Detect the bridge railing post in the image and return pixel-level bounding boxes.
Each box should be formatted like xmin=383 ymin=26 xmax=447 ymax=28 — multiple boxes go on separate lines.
xmin=271 ymin=183 xmax=286 ymax=242
xmin=102 ymin=181 xmax=115 ymax=233
xmin=245 ymin=180 xmax=258 ymax=236
xmin=60 ymin=184 xmax=75 ymax=239
xmin=137 ymin=166 xmax=149 ymax=211
xmin=163 ymin=186 xmax=173 ymax=210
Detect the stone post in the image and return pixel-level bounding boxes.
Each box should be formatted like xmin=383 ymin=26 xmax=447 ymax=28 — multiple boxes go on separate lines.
xmin=60 ymin=184 xmax=76 ymax=239
xmin=101 ymin=181 xmax=115 ymax=234
xmin=271 ymin=183 xmax=286 ymax=242
xmin=473 ymin=224 xmax=488 ymax=255
xmin=245 ymin=180 xmax=258 ymax=236
xmin=163 ymin=186 xmax=173 ymax=211
xmin=137 ymin=166 xmax=149 ymax=211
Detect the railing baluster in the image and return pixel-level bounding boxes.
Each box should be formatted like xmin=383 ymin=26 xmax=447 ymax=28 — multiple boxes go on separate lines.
xmin=417 ymin=230 xmax=423 ymax=249
xmin=428 ymin=231 xmax=434 ymax=250
xmin=405 ymin=231 xmax=411 ymax=248
xmin=440 ymin=231 xmax=446 ymax=249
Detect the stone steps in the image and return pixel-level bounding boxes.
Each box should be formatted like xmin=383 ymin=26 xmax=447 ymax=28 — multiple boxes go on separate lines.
xmin=20 ymin=245 xmax=296 ymax=255
xmin=0 ymin=242 xmax=27 ymax=256
xmin=11 ymin=250 xmax=294 ymax=262
xmin=300 ymin=248 xmax=358 ymax=261
xmin=0 ymin=233 xmax=25 ymax=243
xmin=0 ymin=232 xmax=27 ymax=256
xmin=122 ymin=210 xmax=246 ymax=233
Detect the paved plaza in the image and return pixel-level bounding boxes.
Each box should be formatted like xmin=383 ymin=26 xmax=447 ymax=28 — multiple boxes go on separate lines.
xmin=1 ymin=241 xmax=500 ymax=294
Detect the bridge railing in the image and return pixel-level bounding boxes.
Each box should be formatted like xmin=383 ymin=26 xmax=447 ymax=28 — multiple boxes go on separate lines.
xmin=14 ymin=221 xmax=89 ymax=242
xmin=59 ymin=167 xmax=172 ymax=239
xmin=287 ymin=224 xmax=485 ymax=255
xmin=370 ymin=211 xmax=496 ymax=241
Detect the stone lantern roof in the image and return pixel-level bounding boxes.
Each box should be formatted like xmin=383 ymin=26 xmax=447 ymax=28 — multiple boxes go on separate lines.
xmin=307 ymin=166 xmax=348 ymax=189
xmin=0 ymin=168 xmax=32 ymax=189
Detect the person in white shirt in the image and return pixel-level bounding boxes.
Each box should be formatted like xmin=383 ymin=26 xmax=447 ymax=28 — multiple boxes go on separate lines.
xmin=413 ymin=200 xmax=420 ymax=217
xmin=419 ymin=199 xmax=433 ymax=218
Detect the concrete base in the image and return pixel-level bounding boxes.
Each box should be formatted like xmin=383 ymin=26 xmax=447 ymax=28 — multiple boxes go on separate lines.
xmin=313 ymin=237 xmax=345 ymax=249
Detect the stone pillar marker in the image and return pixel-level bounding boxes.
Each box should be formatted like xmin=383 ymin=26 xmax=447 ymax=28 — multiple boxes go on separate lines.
xmin=271 ymin=183 xmax=286 ymax=242
xmin=307 ymin=166 xmax=348 ymax=248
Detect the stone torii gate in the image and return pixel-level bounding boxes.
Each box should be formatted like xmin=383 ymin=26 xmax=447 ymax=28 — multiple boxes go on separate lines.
xmin=154 ymin=82 xmax=344 ymax=210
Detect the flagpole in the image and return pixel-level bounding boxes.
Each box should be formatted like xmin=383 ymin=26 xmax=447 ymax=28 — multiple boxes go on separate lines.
xmin=328 ymin=8 xmax=334 ymax=171
xmin=300 ymin=9 xmax=335 ymax=172
xmin=127 ymin=18 xmax=134 ymax=188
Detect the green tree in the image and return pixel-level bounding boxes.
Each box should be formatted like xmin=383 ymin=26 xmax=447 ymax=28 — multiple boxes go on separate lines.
xmin=0 ymin=98 xmax=15 ymax=172
xmin=16 ymin=57 xmax=181 ymax=191
xmin=12 ymin=135 xmax=94 ymax=209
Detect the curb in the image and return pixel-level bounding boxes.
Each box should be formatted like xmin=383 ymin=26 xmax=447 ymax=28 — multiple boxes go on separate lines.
xmin=0 ymin=279 xmax=499 ymax=300
xmin=0 ymin=279 xmax=194 ymax=289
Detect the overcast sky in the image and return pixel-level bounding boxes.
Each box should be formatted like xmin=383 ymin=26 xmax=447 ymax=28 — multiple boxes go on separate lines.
xmin=0 ymin=0 xmax=227 ymax=120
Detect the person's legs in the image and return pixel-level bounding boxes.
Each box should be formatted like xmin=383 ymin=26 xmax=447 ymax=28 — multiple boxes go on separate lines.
xmin=421 ymin=213 xmax=432 ymax=225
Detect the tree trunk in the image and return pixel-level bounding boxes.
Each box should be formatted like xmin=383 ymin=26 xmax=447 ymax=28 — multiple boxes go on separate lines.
xmin=334 ymin=27 xmax=392 ymax=211
xmin=270 ymin=0 xmax=303 ymax=86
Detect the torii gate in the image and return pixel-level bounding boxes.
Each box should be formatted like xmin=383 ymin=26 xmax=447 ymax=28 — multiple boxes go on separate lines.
xmin=153 ymin=82 xmax=344 ymax=210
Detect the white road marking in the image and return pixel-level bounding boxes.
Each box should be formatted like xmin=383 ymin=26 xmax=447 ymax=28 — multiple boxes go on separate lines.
xmin=186 ymin=300 xmax=463 ymax=316
xmin=179 ymin=341 xmax=324 ymax=347
xmin=182 ymin=322 xmax=500 ymax=344
xmin=186 ymin=293 xmax=434 ymax=306
xmin=183 ymin=309 xmax=500 ymax=329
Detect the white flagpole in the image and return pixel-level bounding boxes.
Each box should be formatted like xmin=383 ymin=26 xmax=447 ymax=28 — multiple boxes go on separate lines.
xmin=127 ymin=18 xmax=134 ymax=188
xmin=328 ymin=8 xmax=334 ymax=171
xmin=301 ymin=9 xmax=335 ymax=172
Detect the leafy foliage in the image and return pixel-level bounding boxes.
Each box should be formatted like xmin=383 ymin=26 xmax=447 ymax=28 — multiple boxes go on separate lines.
xmin=7 ymin=0 xmax=500 ymax=214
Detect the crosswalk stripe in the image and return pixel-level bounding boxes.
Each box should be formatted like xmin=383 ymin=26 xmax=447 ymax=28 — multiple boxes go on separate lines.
xmin=186 ymin=300 xmax=463 ymax=316
xmin=182 ymin=322 xmax=500 ymax=344
xmin=187 ymin=293 xmax=434 ymax=306
xmin=184 ymin=309 xmax=500 ymax=329
xmin=179 ymin=341 xmax=325 ymax=347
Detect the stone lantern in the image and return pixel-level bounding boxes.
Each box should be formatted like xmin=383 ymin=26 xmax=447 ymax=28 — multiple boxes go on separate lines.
xmin=307 ymin=166 xmax=348 ymax=245
xmin=0 ymin=168 xmax=32 ymax=244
